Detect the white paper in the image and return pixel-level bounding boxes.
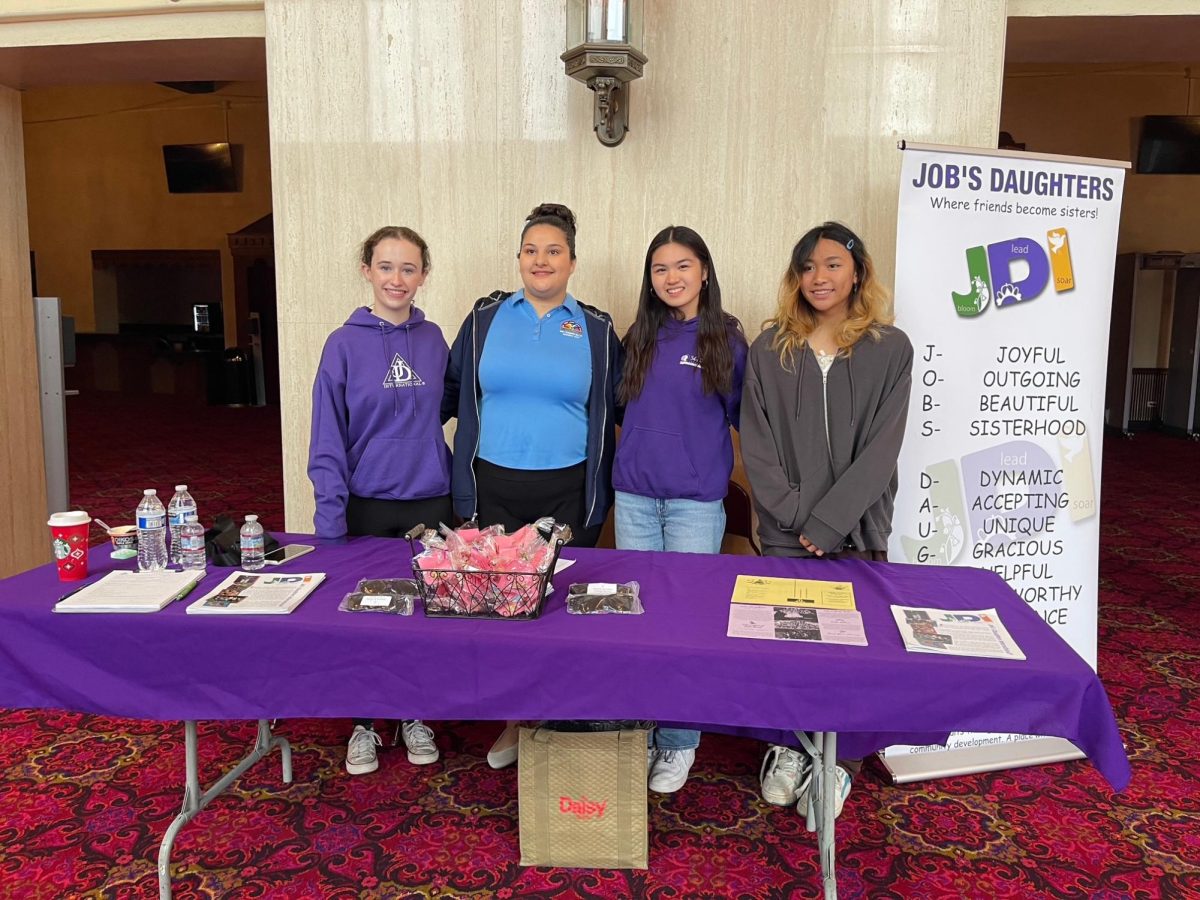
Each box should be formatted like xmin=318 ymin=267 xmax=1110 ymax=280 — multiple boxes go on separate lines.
xmin=358 ymin=594 xmax=394 ymax=608
xmin=54 ymin=569 xmax=204 ymax=613
xmin=186 ymin=572 xmax=326 ymax=615
xmin=726 ymin=605 xmax=867 ymax=646
xmin=891 ymin=606 xmax=1026 ymax=660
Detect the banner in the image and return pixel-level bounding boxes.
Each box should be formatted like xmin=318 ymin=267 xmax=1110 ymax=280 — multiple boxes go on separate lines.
xmin=883 ymin=143 xmax=1128 ymax=781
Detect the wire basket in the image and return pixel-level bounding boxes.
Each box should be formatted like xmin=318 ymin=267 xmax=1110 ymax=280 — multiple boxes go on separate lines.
xmin=405 ymin=526 xmax=568 ymax=620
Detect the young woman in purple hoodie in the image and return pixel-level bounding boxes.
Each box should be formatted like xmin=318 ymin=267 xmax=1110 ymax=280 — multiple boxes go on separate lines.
xmin=612 ymin=225 xmax=748 ymax=794
xmin=308 ymin=226 xmax=451 ymax=776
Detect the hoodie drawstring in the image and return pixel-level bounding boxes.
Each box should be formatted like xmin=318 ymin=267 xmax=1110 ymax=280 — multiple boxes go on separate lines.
xmin=404 ymin=325 xmax=416 ymax=420
xmin=847 ymin=351 xmax=856 ymax=428
xmin=378 ymin=323 xmax=399 ymax=418
xmin=794 ymin=346 xmax=807 ymax=420
xmin=379 ymin=320 xmax=420 ymax=419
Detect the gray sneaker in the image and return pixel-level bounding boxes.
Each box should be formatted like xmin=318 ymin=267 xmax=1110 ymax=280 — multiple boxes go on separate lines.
xmin=760 ymin=745 xmax=811 ymax=806
xmin=797 ymin=763 xmax=852 ymax=819
xmin=346 ymin=724 xmax=382 ymax=776
xmin=401 ymin=720 xmax=439 ymax=765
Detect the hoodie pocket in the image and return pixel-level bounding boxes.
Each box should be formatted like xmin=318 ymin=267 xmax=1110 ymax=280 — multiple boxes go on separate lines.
xmin=615 ymin=426 xmax=701 ymax=497
xmin=349 ymin=438 xmax=451 ymax=499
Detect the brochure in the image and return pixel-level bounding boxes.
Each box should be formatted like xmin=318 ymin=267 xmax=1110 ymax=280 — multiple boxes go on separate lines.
xmin=186 ymin=571 xmax=326 ymax=615
xmin=54 ymin=569 xmax=205 ymax=613
xmin=891 ymin=606 xmax=1026 ymax=661
xmin=726 ymin=604 xmax=867 ymax=646
xmin=729 ymin=574 xmax=856 ymax=610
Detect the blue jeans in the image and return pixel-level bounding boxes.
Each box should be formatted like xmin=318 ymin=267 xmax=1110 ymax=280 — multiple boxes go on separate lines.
xmin=615 ymin=491 xmax=726 ymax=751
xmin=614 ymin=492 xmax=726 ymax=555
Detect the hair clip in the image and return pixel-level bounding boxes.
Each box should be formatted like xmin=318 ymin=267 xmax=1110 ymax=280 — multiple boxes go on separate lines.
xmin=846 ymin=238 xmax=855 ymax=250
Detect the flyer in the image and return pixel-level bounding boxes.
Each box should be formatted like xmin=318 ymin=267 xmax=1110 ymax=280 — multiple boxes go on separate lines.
xmin=729 ymin=574 xmax=856 ymax=610
xmin=891 ymin=606 xmax=1026 ymax=660
xmin=726 ymin=604 xmax=867 ymax=646
xmin=186 ymin=571 xmax=326 ymax=615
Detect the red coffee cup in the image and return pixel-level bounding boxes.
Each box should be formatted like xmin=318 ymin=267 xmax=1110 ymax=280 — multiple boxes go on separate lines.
xmin=48 ymin=511 xmax=91 ymax=581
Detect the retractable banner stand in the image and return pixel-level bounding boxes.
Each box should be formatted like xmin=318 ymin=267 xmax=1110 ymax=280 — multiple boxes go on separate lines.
xmin=883 ymin=142 xmax=1128 ymax=783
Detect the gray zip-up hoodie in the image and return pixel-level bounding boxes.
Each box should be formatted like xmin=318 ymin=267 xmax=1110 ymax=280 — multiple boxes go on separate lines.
xmin=740 ymin=325 xmax=913 ymax=555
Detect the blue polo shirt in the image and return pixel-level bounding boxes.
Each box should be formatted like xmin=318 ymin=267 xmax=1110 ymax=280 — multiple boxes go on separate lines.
xmin=478 ymin=290 xmax=592 ymax=470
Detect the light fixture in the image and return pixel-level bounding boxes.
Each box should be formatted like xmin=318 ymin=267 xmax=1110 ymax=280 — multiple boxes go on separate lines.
xmin=561 ymin=0 xmax=646 ymax=147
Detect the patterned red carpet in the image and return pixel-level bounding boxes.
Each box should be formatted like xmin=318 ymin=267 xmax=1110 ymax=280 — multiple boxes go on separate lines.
xmin=0 ymin=396 xmax=1197 ymax=898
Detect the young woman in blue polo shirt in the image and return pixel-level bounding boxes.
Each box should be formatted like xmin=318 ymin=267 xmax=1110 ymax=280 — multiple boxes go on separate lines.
xmin=444 ymin=203 xmax=622 ymax=549
xmin=612 ymin=225 xmax=748 ymax=793
xmin=443 ymin=203 xmax=622 ymax=768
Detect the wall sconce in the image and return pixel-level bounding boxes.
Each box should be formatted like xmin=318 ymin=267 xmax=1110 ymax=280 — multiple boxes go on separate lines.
xmin=561 ymin=0 xmax=646 ymax=147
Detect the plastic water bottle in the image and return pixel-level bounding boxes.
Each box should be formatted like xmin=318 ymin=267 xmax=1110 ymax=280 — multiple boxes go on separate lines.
xmin=240 ymin=515 xmax=265 ymax=570
xmin=167 ymin=484 xmax=198 ymax=564
xmin=136 ymin=489 xmax=169 ymax=571
xmin=179 ymin=513 xmax=207 ymax=571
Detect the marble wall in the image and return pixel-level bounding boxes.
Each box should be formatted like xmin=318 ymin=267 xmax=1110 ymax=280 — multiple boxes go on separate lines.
xmin=265 ymin=0 xmax=1009 ymax=531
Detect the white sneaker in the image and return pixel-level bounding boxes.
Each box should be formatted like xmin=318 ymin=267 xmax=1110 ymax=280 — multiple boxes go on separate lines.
xmin=797 ymin=764 xmax=852 ymax=819
xmin=346 ymin=724 xmax=382 ymax=775
xmin=401 ymin=720 xmax=439 ymax=765
xmin=760 ymin=745 xmax=811 ymax=806
xmin=648 ymin=748 xmax=696 ymax=793
xmin=487 ymin=722 xmax=520 ymax=769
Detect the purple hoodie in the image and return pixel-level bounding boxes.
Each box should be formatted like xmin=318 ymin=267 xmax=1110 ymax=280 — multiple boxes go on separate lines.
xmin=612 ymin=317 xmax=747 ymax=502
xmin=308 ymin=306 xmax=451 ymax=537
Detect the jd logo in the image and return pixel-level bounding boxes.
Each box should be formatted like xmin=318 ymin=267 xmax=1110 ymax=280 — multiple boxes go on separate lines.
xmin=951 ymin=228 xmax=1074 ymax=317
xmin=383 ymin=353 xmax=424 ymax=388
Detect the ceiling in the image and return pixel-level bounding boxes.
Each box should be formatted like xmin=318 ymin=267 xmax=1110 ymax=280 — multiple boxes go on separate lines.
xmin=0 ymin=16 xmax=1197 ymax=90
xmin=1006 ymin=15 xmax=1200 ymax=65
xmin=0 ymin=37 xmax=265 ymax=89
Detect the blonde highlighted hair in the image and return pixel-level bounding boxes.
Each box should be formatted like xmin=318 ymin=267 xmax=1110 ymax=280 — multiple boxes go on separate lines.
xmin=767 ymin=221 xmax=892 ymax=368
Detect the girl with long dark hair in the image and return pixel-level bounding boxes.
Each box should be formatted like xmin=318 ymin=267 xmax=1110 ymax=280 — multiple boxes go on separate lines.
xmin=612 ymin=225 xmax=747 ymax=793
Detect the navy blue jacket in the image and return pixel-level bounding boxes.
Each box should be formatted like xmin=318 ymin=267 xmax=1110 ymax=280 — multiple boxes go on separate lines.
xmin=442 ymin=291 xmax=623 ymax=529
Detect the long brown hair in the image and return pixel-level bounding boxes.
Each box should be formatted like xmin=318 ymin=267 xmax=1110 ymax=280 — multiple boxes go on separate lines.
xmin=767 ymin=221 xmax=892 ymax=368
xmin=621 ymin=226 xmax=745 ymax=403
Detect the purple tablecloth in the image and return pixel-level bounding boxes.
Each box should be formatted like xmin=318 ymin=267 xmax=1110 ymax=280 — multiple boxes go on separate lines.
xmin=0 ymin=534 xmax=1130 ymax=790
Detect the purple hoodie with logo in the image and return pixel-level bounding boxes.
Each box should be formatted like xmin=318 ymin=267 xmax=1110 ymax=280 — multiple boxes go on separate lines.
xmin=308 ymin=306 xmax=451 ymax=537
xmin=612 ymin=317 xmax=747 ymax=502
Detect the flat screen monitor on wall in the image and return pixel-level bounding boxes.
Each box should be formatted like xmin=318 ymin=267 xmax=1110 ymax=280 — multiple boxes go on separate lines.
xmin=1137 ymin=116 xmax=1200 ymax=175
xmin=162 ymin=142 xmax=240 ymax=193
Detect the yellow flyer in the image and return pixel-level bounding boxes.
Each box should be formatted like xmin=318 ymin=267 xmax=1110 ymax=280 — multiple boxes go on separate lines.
xmin=730 ymin=575 xmax=856 ymax=611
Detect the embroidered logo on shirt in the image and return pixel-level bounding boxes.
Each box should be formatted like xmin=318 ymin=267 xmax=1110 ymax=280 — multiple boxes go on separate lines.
xmin=560 ymin=320 xmax=584 ymax=338
xmin=382 ymin=353 xmax=425 ymax=388
xmin=679 ymin=354 xmax=702 ymax=369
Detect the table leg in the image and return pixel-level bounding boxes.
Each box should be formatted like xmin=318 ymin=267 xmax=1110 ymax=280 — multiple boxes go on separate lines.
xmin=157 ymin=720 xmax=292 ymax=900
xmin=818 ymin=731 xmax=838 ymax=900
xmin=794 ymin=730 xmax=838 ymax=900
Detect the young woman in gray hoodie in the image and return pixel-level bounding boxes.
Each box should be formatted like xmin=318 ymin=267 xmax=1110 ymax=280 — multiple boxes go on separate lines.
xmin=741 ymin=221 xmax=913 ymax=819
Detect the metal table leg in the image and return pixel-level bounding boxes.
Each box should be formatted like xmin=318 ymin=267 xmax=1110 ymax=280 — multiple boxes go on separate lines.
xmin=157 ymin=720 xmax=292 ymax=900
xmin=795 ymin=730 xmax=838 ymax=900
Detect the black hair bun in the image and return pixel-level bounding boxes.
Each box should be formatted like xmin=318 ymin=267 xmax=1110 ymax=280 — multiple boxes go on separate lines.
xmin=527 ymin=203 xmax=576 ymax=234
